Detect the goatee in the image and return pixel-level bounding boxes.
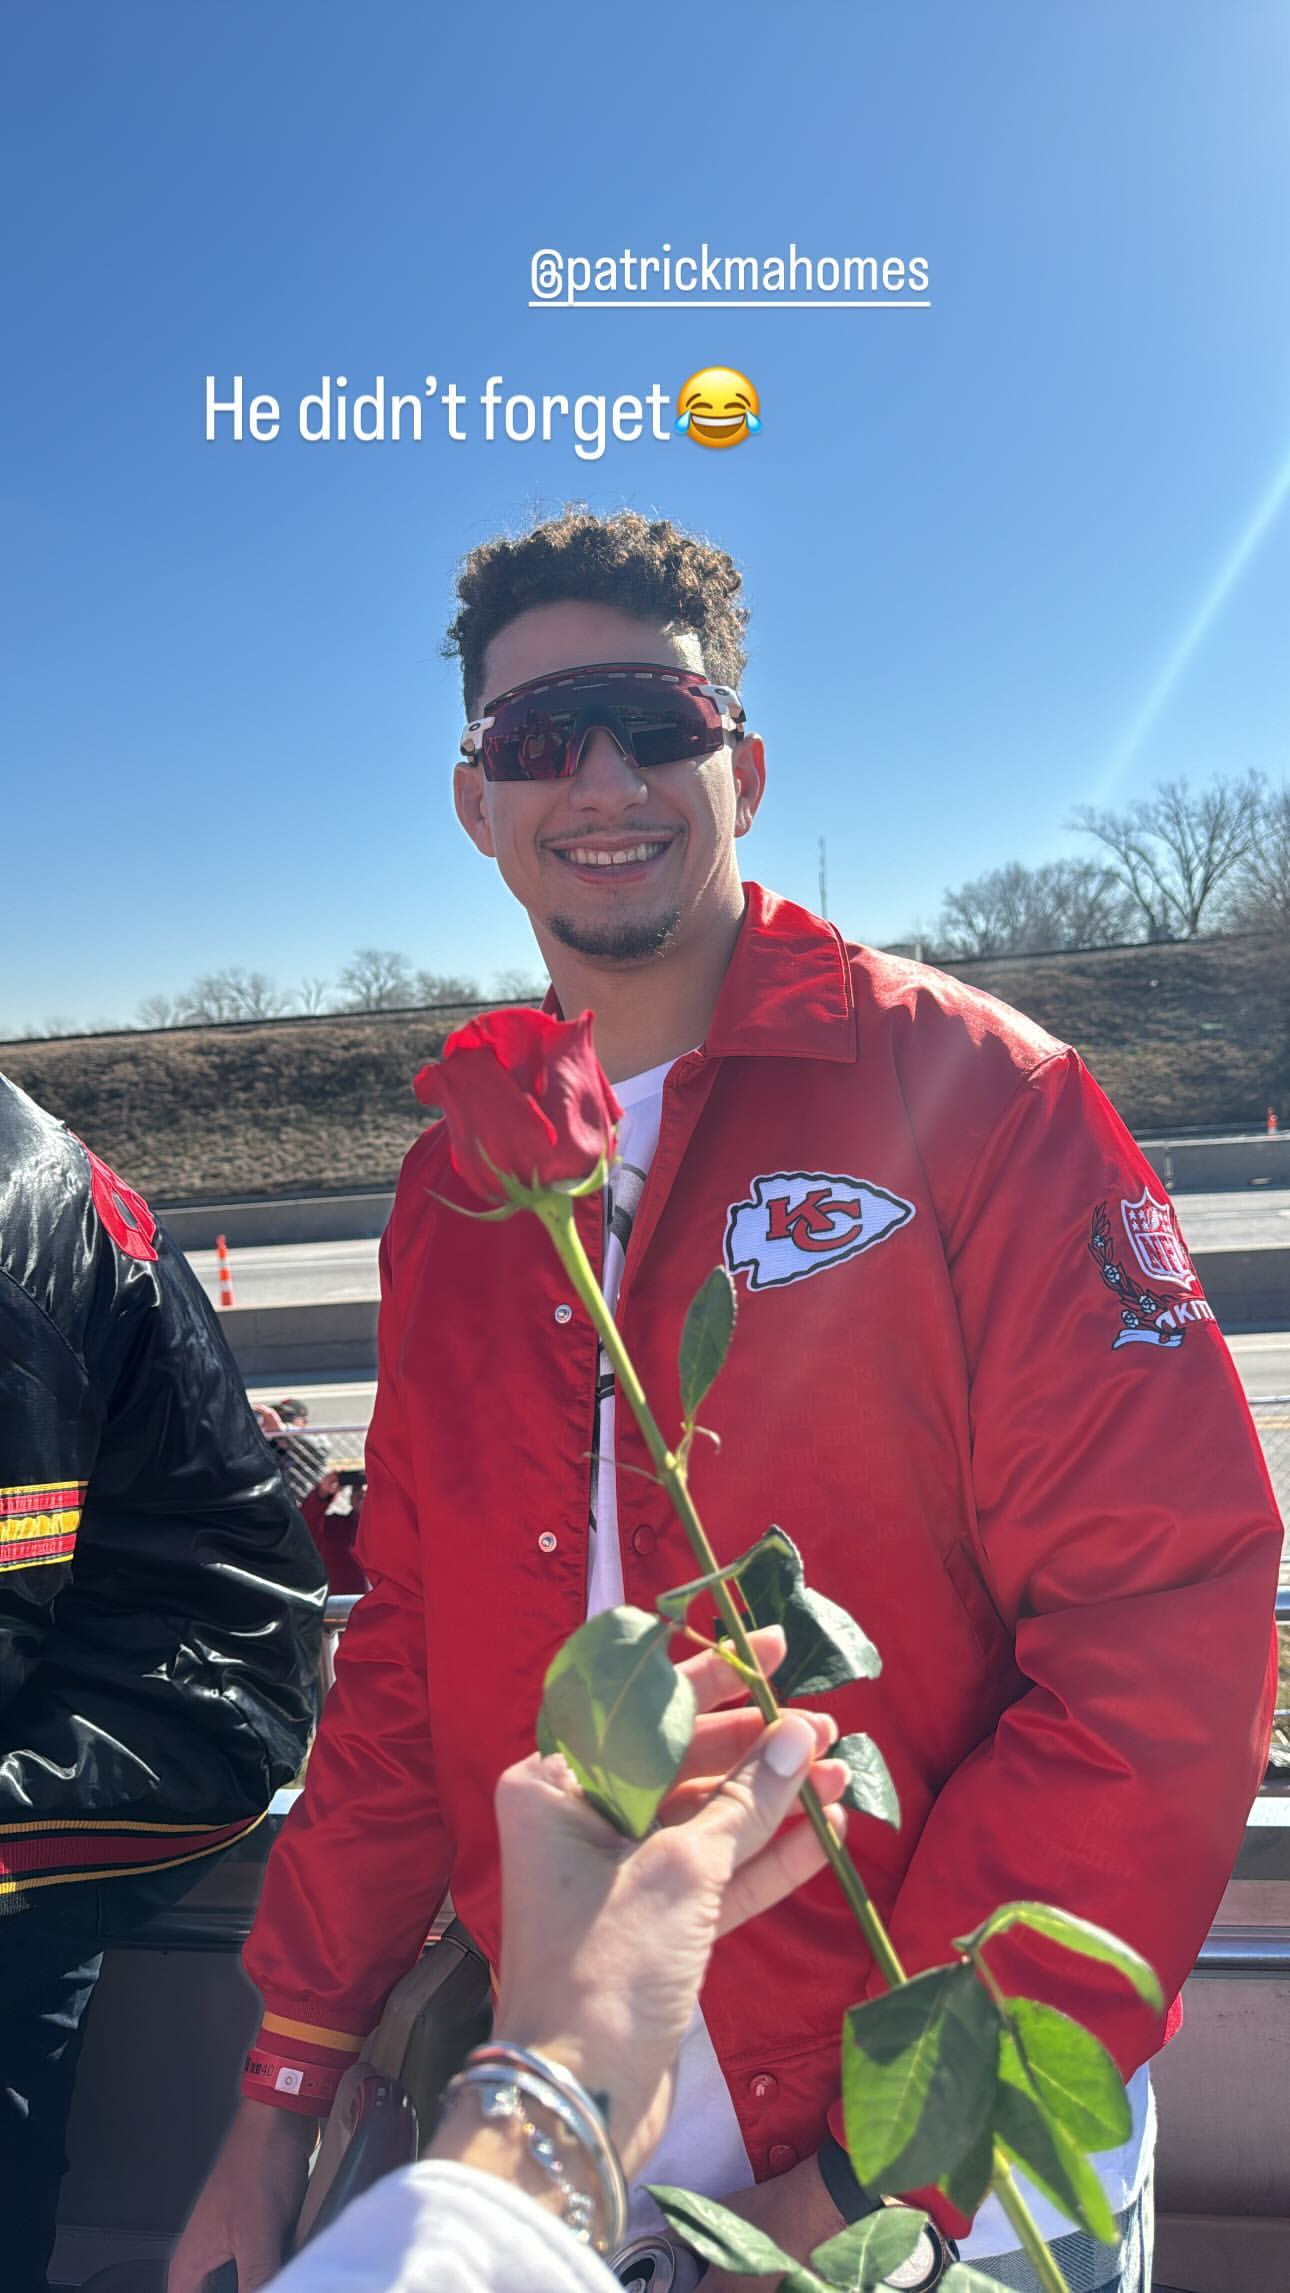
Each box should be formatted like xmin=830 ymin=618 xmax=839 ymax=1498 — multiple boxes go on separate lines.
xmin=547 ymin=907 xmax=681 ymax=963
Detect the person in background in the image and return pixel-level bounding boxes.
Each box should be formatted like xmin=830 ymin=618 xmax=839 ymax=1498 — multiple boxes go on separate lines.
xmin=300 ymin=1469 xmax=370 ymax=1601
xmin=254 ymin=1398 xmax=333 ymax=1510
xmin=0 ymin=1075 xmax=326 ymax=2293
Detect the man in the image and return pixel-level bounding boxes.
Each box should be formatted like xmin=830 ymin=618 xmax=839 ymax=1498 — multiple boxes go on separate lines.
xmin=254 ymin=1397 xmax=333 ymax=1508
xmin=172 ymin=510 xmax=1280 ymax=2293
xmin=0 ymin=1076 xmax=326 ymax=2291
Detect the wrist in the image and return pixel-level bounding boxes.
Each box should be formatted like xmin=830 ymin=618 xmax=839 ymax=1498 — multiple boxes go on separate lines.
xmin=237 ymin=2094 xmax=323 ymax=2145
xmin=431 ymin=2105 xmax=604 ymax=2233
xmin=433 ymin=2042 xmax=628 ymax=2254
xmin=490 ymin=2026 xmax=620 ymax=2145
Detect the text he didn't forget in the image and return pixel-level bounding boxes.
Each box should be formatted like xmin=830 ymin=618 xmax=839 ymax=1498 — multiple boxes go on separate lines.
xmin=204 ymin=375 xmax=676 ymax=462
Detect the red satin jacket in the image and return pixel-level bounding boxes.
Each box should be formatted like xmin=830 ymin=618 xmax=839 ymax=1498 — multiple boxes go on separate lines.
xmin=242 ymin=885 xmax=1280 ymax=2196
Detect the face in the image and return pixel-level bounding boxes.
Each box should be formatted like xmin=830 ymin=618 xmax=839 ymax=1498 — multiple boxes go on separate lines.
xmin=453 ymin=600 xmax=765 ymax=970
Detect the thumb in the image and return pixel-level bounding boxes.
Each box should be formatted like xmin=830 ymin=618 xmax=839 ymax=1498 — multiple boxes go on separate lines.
xmin=702 ymin=1711 xmax=822 ymax=1861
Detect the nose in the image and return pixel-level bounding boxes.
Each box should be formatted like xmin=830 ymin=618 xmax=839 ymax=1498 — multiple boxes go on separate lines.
xmin=568 ymin=726 xmax=649 ymax=806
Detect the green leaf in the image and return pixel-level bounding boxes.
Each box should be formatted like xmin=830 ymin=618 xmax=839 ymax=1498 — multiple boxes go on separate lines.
xmin=809 ymin=2207 xmax=928 ymax=2289
xmin=648 ymin=2187 xmax=804 ymax=2281
xmin=937 ymin=2117 xmax=995 ymax=2219
xmin=842 ymin=1964 xmax=1002 ymax=2190
xmin=537 ymin=1606 xmax=695 ymax=1839
xmin=958 ymin=1903 xmax=1164 ymax=2012
xmin=679 ymin=1266 xmax=737 ymax=1423
xmin=1008 ymin=1998 xmax=1131 ymax=2151
xmin=535 ymin=1703 xmax=557 ymax=1756
xmin=833 ymin=1733 xmax=900 ymax=1828
xmin=994 ymin=2034 xmax=1117 ymax=2244
xmin=739 ymin=1528 xmax=882 ymax=1697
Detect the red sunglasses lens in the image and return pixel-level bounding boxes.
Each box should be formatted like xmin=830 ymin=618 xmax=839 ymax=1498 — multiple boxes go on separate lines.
xmin=479 ymin=679 xmax=725 ymax=782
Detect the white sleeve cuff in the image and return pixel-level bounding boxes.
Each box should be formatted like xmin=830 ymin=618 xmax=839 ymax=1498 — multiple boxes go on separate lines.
xmin=270 ymin=2156 xmax=619 ymax=2293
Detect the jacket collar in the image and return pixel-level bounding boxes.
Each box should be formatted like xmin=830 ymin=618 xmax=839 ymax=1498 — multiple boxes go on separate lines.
xmin=704 ymin=883 xmax=857 ymax=1062
xmin=542 ymin=883 xmax=857 ymax=1064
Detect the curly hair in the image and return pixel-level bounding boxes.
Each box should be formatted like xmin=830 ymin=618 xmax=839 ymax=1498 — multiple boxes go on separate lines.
xmin=443 ymin=507 xmax=749 ymax=710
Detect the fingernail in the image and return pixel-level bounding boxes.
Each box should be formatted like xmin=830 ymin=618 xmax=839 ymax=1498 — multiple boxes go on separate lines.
xmin=764 ymin=1713 xmax=816 ymax=1777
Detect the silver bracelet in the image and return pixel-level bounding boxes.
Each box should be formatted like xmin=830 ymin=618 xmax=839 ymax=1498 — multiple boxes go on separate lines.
xmin=440 ymin=2041 xmax=628 ymax=2255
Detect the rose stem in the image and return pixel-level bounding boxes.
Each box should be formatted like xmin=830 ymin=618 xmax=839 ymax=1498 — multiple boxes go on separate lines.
xmin=534 ymin=1192 xmax=1074 ymax=2293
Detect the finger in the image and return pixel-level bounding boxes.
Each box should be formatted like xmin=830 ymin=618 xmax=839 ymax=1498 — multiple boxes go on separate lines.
xmin=676 ymin=1625 xmax=787 ymax=1714
xmin=670 ymin=1706 xmax=836 ymax=1792
xmin=715 ymin=1802 xmax=848 ymax=1938
xmin=684 ymin=1711 xmax=833 ymax=1867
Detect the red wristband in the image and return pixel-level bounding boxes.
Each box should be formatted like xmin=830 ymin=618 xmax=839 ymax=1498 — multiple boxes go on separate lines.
xmin=241 ymin=2047 xmax=342 ymax=2112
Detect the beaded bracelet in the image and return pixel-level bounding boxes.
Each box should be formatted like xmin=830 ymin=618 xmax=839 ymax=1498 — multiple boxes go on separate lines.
xmin=439 ymin=2042 xmax=628 ymax=2255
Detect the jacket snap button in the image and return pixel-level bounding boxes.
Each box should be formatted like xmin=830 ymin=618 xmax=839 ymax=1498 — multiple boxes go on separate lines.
xmin=553 ymin=1304 xmax=573 ymax=1325
xmin=537 ymin=1532 xmax=559 ymax=1553
xmin=749 ymin=2072 xmax=777 ymax=2102
xmin=767 ymin=2142 xmax=798 ymax=2174
xmin=631 ymin=1523 xmax=656 ymax=1556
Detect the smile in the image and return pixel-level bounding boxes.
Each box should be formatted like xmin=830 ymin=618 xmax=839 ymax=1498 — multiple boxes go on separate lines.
xmin=555 ymin=841 xmax=669 ymax=868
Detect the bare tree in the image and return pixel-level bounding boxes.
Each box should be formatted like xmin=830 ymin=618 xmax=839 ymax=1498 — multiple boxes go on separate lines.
xmin=177 ymin=968 xmax=292 ymax=1023
xmin=294 ymin=975 xmax=335 ymax=1015
xmin=337 ymin=947 xmax=416 ymax=1011
xmin=414 ymin=970 xmax=481 ymax=1006
xmin=20 ymin=1015 xmax=82 ymax=1039
xmin=1069 ymin=775 xmax=1262 ymax=940
xmin=936 ymin=859 xmax=1136 ymax=960
xmin=492 ymin=965 xmax=548 ymax=1004
xmin=1222 ymin=782 xmax=1290 ymax=934
xmin=137 ymin=993 xmax=181 ymax=1028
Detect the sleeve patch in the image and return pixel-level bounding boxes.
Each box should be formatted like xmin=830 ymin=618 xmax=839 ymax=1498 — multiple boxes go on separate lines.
xmin=75 ymin=1139 xmax=158 ymax=1262
xmin=0 ymin=1482 xmax=86 ymax=1569
xmin=1088 ymin=1202 xmax=1215 ymax=1352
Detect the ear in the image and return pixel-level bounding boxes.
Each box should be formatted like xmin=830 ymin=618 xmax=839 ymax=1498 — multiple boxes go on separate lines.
xmin=731 ymin=732 xmax=766 ymax=838
xmin=453 ymin=762 xmax=497 ymax=857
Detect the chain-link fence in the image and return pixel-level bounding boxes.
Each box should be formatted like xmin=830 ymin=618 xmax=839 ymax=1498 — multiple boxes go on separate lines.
xmin=1250 ymin=1400 xmax=1290 ymax=1753
xmin=1250 ymin=1398 xmax=1290 ymax=1541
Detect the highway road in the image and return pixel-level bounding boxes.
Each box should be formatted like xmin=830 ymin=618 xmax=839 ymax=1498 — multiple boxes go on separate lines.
xmin=193 ymin=1189 xmax=1290 ymax=1311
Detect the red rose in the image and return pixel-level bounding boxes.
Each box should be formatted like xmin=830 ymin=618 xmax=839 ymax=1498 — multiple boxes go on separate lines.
xmin=415 ymin=1008 xmax=621 ymax=1205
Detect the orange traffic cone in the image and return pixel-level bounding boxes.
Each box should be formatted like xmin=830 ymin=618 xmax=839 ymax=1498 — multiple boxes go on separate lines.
xmin=1269 ymin=1108 xmax=1279 ymax=1135
xmin=215 ymin=1233 xmax=237 ymax=1309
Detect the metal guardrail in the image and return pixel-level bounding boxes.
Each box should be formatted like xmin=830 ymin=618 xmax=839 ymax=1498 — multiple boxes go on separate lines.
xmin=1194 ymin=1926 xmax=1290 ymax=1974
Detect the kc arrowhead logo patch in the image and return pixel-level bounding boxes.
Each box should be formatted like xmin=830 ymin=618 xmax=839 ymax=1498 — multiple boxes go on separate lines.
xmin=724 ymin=1170 xmax=915 ymax=1293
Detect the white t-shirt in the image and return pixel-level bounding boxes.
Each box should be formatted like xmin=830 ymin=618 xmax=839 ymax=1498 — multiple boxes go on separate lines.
xmin=583 ymin=1063 xmax=1153 ymax=2261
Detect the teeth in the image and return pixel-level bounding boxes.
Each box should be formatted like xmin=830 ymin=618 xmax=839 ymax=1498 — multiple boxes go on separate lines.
xmin=563 ymin=843 xmax=664 ymax=867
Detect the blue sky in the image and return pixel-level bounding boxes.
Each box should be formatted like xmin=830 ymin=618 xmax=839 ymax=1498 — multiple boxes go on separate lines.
xmin=2 ymin=0 xmax=1287 ymax=1035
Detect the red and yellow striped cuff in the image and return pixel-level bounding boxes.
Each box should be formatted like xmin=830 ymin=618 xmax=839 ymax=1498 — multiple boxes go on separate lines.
xmin=0 ymin=1481 xmax=87 ymax=1571
xmin=241 ymin=2011 xmax=368 ymax=2116
xmin=0 ymin=1809 xmax=266 ymax=1896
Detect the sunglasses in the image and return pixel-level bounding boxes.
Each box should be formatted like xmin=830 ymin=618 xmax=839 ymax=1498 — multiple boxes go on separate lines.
xmin=459 ymin=662 xmax=745 ymax=783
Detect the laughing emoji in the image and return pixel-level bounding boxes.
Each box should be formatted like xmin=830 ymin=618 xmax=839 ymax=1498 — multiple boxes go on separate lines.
xmin=675 ymin=368 xmax=761 ymax=449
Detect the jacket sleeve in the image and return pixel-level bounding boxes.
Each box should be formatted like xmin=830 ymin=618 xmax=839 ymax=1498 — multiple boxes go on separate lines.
xmin=868 ymin=1049 xmax=1279 ymax=2062
xmin=0 ymin=1134 xmax=327 ymax=1903
xmin=241 ymin=1221 xmax=454 ymax=2116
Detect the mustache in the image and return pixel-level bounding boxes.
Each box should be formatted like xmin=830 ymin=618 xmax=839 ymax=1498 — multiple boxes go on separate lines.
xmin=541 ymin=830 xmax=676 ymax=848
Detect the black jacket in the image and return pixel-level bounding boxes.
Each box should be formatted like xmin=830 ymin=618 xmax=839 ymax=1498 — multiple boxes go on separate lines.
xmin=0 ymin=1074 xmax=326 ymax=1904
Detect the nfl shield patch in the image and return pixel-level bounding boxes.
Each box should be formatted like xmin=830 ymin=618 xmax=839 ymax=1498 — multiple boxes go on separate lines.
xmin=1120 ymin=1187 xmax=1196 ymax=1290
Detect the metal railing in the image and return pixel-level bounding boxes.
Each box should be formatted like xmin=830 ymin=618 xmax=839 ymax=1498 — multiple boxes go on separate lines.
xmin=1250 ymin=1395 xmax=1290 ymax=1531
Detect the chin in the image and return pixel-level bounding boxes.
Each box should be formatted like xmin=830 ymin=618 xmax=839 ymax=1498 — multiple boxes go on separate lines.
xmin=547 ymin=906 xmax=682 ymax=964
